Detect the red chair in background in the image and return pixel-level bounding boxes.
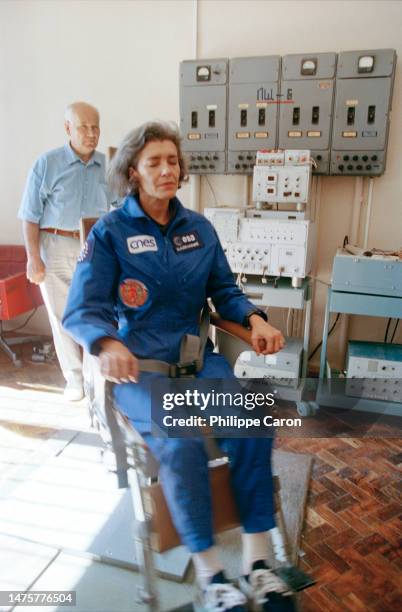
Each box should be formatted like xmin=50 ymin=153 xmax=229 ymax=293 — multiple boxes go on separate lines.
xmin=0 ymin=245 xmax=43 ymax=367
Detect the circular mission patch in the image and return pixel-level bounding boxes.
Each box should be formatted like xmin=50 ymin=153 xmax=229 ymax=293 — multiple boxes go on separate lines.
xmin=119 ymin=279 xmax=149 ymax=308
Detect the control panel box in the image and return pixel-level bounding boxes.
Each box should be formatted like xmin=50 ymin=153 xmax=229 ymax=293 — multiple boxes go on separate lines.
xmin=279 ymin=52 xmax=337 ymax=175
xmin=204 ymin=208 xmax=314 ymax=282
xmin=331 ymin=49 xmax=396 ymax=176
xmin=346 ymin=341 xmax=402 ymax=403
xmin=332 ymin=250 xmax=402 ymax=298
xmin=252 ymin=165 xmax=311 ymax=204
xmin=234 ymin=338 xmax=303 ymax=388
xmin=227 ymin=56 xmax=280 ymax=175
xmin=180 ymin=59 xmax=228 ymax=174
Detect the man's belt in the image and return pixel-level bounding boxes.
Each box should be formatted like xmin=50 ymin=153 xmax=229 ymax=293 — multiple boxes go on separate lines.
xmin=41 ymin=228 xmax=80 ymax=239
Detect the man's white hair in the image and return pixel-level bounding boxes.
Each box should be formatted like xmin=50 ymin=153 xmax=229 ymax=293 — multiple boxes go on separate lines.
xmin=64 ymin=101 xmax=99 ymax=124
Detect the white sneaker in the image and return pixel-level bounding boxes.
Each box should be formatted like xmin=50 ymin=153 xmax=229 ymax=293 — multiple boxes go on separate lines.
xmin=195 ymin=571 xmax=247 ymax=612
xmin=64 ymin=384 xmax=84 ymax=402
xmin=238 ymin=561 xmax=294 ymax=612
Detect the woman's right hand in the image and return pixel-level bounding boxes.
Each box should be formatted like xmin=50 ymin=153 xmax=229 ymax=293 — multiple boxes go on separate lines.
xmin=98 ymin=338 xmax=139 ymax=384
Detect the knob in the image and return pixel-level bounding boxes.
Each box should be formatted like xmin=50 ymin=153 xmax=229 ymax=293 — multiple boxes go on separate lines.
xmin=213 ymin=155 xmax=219 ymax=161
xmin=366 ymin=164 xmax=372 ymax=171
xmin=356 ymin=164 xmax=363 ymax=171
xmin=352 ymin=155 xmax=359 ymax=161
xmin=362 ymin=155 xmax=368 ymax=161
xmin=338 ymin=164 xmax=344 ymax=171
xmin=343 ymin=155 xmax=350 ymax=161
xmin=316 ymin=155 xmax=322 ymax=161
xmin=347 ymin=165 xmax=353 ymax=171
xmin=371 ymin=155 xmax=378 ymax=161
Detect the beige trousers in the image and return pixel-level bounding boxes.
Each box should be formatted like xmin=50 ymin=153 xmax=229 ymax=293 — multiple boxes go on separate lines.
xmin=39 ymin=232 xmax=82 ymax=387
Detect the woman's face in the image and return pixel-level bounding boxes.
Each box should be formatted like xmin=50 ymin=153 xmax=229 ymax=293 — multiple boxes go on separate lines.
xmin=130 ymin=139 xmax=180 ymax=202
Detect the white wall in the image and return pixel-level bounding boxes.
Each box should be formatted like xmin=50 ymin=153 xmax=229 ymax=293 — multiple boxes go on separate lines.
xmin=1 ymin=0 xmax=401 ymax=360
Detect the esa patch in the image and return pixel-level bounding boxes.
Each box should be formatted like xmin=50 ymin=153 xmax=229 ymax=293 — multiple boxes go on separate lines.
xmin=77 ymin=238 xmax=94 ymax=263
xmin=127 ymin=234 xmax=158 ymax=254
xmin=119 ymin=278 xmax=149 ymax=308
xmin=171 ymin=230 xmax=204 ymax=254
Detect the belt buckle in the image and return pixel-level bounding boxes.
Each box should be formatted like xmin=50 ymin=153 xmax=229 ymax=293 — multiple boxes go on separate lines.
xmin=174 ymin=361 xmax=197 ymax=378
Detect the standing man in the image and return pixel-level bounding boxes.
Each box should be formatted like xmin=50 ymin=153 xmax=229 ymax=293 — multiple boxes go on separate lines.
xmin=19 ymin=102 xmax=114 ymax=401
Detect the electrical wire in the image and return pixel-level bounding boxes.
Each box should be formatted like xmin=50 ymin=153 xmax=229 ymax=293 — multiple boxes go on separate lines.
xmin=384 ymin=318 xmax=392 ymax=343
xmin=309 ymin=275 xmax=331 ymax=287
xmin=204 ymin=175 xmax=219 ymax=207
xmin=3 ymin=308 xmax=38 ymax=333
xmin=308 ymin=313 xmax=341 ymax=361
xmin=390 ymin=319 xmax=400 ymax=343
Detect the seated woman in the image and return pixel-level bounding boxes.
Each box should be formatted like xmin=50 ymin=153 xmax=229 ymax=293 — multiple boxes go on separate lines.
xmin=63 ymin=121 xmax=295 ymax=612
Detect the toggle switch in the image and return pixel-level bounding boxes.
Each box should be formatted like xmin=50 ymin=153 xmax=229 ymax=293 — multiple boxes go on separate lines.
xmin=312 ymin=106 xmax=320 ymax=125
xmin=347 ymin=106 xmax=355 ymax=126
xmin=367 ymin=105 xmax=376 ymax=124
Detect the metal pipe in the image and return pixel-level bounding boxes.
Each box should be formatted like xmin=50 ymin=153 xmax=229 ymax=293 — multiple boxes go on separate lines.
xmin=188 ymin=0 xmax=201 ymax=214
xmin=363 ymin=177 xmax=374 ymax=249
xmin=336 ymin=176 xmax=364 ymax=369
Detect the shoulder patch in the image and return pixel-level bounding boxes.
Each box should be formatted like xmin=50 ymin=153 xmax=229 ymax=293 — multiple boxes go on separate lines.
xmin=77 ymin=238 xmax=95 ymax=263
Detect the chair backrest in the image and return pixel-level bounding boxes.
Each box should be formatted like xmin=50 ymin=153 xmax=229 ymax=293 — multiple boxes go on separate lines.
xmin=79 ymin=217 xmax=99 ymax=247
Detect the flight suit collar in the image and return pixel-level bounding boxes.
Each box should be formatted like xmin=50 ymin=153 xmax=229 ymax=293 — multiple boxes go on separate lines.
xmin=124 ymin=194 xmax=190 ymax=231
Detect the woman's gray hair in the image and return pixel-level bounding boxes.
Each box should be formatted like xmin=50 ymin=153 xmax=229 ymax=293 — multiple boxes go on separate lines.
xmin=108 ymin=120 xmax=188 ymax=197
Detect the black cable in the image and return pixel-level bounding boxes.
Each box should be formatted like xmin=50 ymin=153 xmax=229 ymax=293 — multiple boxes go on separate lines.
xmin=390 ymin=319 xmax=400 ymax=343
xmin=308 ymin=313 xmax=341 ymax=361
xmin=384 ymin=318 xmax=392 ymax=343
xmin=3 ymin=308 xmax=38 ymax=333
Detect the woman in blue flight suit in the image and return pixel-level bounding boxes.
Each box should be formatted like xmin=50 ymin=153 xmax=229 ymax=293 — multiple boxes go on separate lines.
xmin=63 ymin=121 xmax=295 ymax=612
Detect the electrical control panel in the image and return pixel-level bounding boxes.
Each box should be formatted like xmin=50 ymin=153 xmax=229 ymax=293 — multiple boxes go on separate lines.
xmin=346 ymin=341 xmax=402 ymax=403
xmin=234 ymin=338 xmax=303 ymax=388
xmin=204 ymin=207 xmax=314 ymax=283
xmin=278 ymin=53 xmax=337 ymax=175
xmin=253 ymin=165 xmax=311 ymax=204
xmin=180 ymin=49 xmax=396 ymax=177
xmin=252 ymin=149 xmax=311 ymax=204
xmin=179 ymin=59 xmax=228 ymax=174
xmin=227 ymin=56 xmax=280 ymax=175
xmin=331 ymin=49 xmax=396 ymax=176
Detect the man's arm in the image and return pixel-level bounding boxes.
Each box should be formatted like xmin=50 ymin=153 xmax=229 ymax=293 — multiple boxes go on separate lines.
xmin=22 ymin=220 xmax=45 ymax=284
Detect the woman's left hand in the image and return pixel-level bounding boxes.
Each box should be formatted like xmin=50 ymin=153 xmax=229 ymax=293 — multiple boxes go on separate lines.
xmin=249 ymin=314 xmax=285 ymax=355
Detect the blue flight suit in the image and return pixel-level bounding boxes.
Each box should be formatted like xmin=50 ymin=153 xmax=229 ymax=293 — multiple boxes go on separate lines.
xmin=63 ymin=195 xmax=275 ymax=552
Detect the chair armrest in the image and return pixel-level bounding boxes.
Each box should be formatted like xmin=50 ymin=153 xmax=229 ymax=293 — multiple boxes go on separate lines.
xmin=210 ymin=312 xmax=252 ymax=346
